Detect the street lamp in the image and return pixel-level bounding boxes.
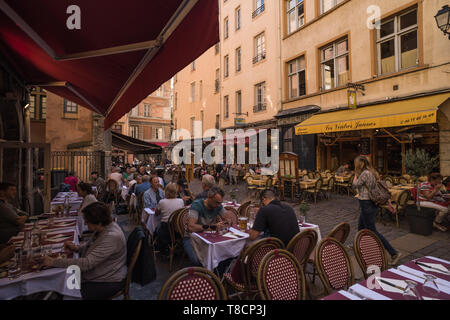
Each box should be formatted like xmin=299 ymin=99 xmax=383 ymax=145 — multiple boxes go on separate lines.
xmin=435 ymin=5 xmax=450 ymax=39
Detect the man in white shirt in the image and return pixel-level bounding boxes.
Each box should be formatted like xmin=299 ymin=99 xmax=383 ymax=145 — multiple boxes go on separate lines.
xmin=109 ymin=167 xmax=123 ymax=191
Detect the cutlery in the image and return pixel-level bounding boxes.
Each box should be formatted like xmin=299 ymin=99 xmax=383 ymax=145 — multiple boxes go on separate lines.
xmin=415 ymin=261 xmax=450 ymax=274
xmin=377 ymin=278 xmax=407 ymax=291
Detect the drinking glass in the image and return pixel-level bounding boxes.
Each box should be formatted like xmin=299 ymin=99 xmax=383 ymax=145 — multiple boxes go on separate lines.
xmin=422 ymin=274 xmax=440 ymax=298
xmin=238 ymin=217 xmax=248 ymax=231
xmin=298 ymin=215 xmax=305 ymax=227
xmin=7 ymin=249 xmax=22 ymax=279
xmin=402 ymin=280 xmax=423 ymax=300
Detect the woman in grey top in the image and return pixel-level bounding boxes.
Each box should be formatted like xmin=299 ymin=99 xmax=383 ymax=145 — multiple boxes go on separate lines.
xmin=353 ymin=156 xmax=400 ymax=265
xmin=77 ymin=182 xmax=98 ymax=214
xmin=43 ymin=202 xmax=127 ymax=299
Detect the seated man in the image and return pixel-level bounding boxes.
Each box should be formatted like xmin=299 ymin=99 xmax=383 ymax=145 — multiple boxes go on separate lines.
xmin=143 ymin=176 xmax=165 ymax=209
xmin=249 ymin=189 xmax=300 ymax=246
xmin=0 ymin=183 xmax=28 ymax=244
xmin=184 ymin=187 xmax=228 ymax=266
xmin=418 ymin=172 xmax=449 ymax=232
xmin=336 ymin=162 xmax=351 ymax=176
xmin=195 ymin=174 xmax=216 ymax=200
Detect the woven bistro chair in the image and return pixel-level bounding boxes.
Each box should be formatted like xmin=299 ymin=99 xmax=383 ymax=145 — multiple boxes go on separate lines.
xmin=110 ymin=239 xmax=142 ymax=300
xmin=383 ymin=176 xmax=394 ymax=188
xmin=158 ymin=267 xmax=227 ymax=300
xmin=315 ymin=238 xmax=355 ymax=295
xmin=286 ymin=230 xmax=318 ymax=299
xmin=380 ymin=190 xmax=410 ymax=228
xmin=320 ymin=177 xmax=335 ymax=199
xmin=327 ymin=222 xmax=351 ymax=245
xmin=353 ymin=229 xmax=389 ymax=279
xmin=223 ymin=206 xmax=239 ymax=225
xmin=304 ymin=178 xmax=323 ymax=204
xmin=307 ymin=171 xmax=315 ymax=179
xmin=168 ymin=207 xmax=188 ymax=272
xmin=344 ymin=174 xmax=355 ymax=196
xmin=257 ymin=249 xmax=306 ymax=300
xmin=223 ymin=237 xmax=284 ymax=300
xmin=398 ymin=177 xmax=409 ymax=185
xmin=237 ymin=201 xmax=251 ymax=217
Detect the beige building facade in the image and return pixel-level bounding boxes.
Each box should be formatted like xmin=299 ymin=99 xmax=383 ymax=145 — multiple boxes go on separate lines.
xmin=279 ymin=0 xmax=450 ymax=175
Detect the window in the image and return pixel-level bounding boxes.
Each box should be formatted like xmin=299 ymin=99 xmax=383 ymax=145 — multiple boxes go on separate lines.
xmin=236 ymin=47 xmax=241 ymax=72
xmin=283 ymin=127 xmax=294 ymax=153
xmin=215 ymin=43 xmax=220 ymax=55
xmin=143 ymin=103 xmax=152 ymax=117
xmin=235 ymin=7 xmax=241 ymax=30
xmin=190 ymin=82 xmax=196 ymax=102
xmin=253 ymin=0 xmax=265 ymax=18
xmin=190 ymin=117 xmax=195 ymax=136
xmin=112 ymin=124 xmax=122 ymax=134
xmin=253 ymin=33 xmax=266 ymax=64
xmin=215 ymin=69 xmax=220 ymax=93
xmin=288 ymin=56 xmax=306 ymax=98
xmin=199 ymin=80 xmax=203 ymax=100
xmin=236 ymin=90 xmax=242 ymax=114
xmin=287 ymin=0 xmax=304 ymax=34
xmin=131 ymin=106 xmax=139 ymax=116
xmin=224 ymin=17 xmax=229 ymax=39
xmin=320 ymin=37 xmax=349 ymax=90
xmin=215 ymin=114 xmax=220 ymax=129
xmin=254 ymin=82 xmax=266 ymax=112
xmin=191 ymin=61 xmax=196 ymax=71
xmin=224 ymin=55 xmax=229 ymax=78
xmin=174 ymin=119 xmax=177 ymax=130
xmin=224 ymin=95 xmax=229 ymax=119
xmin=130 ymin=125 xmax=139 ymax=138
xmin=155 ymin=128 xmax=163 ymax=140
xmin=64 ymin=99 xmax=78 ymax=113
xmin=40 ymin=96 xmax=46 ymax=119
xmin=29 ymin=95 xmax=35 ymax=119
xmin=321 ymin=0 xmax=345 ymax=14
xmin=377 ymin=8 xmax=418 ymax=75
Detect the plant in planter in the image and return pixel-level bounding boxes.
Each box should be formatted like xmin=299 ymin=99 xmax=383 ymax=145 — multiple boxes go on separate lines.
xmin=298 ymin=200 xmax=310 ymax=222
xmin=404 ymin=148 xmax=439 ymax=178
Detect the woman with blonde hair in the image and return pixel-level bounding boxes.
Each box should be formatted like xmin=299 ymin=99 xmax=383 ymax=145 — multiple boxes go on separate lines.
xmin=353 ymin=155 xmax=401 ymax=265
xmin=154 ymin=183 xmax=185 ymax=254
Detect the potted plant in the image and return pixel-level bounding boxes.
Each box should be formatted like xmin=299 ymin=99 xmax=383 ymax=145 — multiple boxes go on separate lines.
xmin=404 ymin=149 xmax=439 ymax=235
xmin=298 ymin=200 xmax=310 ymax=223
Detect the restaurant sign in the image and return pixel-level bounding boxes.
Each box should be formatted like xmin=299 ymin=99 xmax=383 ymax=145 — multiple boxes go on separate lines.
xmin=234 ymin=118 xmax=246 ymax=126
xmin=295 ymin=110 xmax=437 ymax=135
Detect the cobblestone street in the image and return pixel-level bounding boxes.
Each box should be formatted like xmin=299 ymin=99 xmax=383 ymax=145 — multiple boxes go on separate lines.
xmin=121 ymin=176 xmax=450 ymax=300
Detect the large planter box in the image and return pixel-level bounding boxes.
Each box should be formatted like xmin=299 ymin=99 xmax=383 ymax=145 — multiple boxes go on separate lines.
xmin=406 ymin=206 xmax=436 ymax=236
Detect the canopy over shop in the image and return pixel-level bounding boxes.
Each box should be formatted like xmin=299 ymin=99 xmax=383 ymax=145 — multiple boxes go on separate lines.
xmin=295 ymin=92 xmax=450 ymax=175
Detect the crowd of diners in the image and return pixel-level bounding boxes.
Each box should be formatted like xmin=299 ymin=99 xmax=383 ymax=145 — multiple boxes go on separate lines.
xmin=0 ymin=155 xmax=449 ymax=299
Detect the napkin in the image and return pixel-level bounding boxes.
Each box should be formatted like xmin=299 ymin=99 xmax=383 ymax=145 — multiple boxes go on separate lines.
xmin=47 ymin=236 xmax=71 ymax=243
xmin=222 ymin=232 xmax=241 ymax=239
xmin=144 ymin=208 xmax=155 ymax=215
xmin=375 ymin=277 xmax=407 ymax=294
xmin=417 ymin=263 xmax=449 ymax=275
xmin=397 ymin=265 xmax=450 ymax=289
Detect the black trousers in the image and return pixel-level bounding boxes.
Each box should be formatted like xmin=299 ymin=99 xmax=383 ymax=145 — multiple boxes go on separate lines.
xmin=155 ymin=222 xmax=170 ymax=252
xmin=80 ymin=279 xmax=126 ymax=300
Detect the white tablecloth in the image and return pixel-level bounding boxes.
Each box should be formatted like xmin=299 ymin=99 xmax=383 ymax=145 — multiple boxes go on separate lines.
xmin=191 ymin=227 xmax=249 ymax=271
xmin=142 ymin=208 xmax=161 ymax=235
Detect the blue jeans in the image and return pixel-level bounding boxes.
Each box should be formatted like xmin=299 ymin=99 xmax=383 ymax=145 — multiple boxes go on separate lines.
xmin=358 ymin=200 xmax=397 ymax=257
xmin=183 ymin=237 xmax=202 ymax=266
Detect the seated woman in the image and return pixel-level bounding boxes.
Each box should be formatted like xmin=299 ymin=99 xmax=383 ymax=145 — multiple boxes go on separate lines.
xmin=102 ymin=179 xmax=119 ymax=205
xmin=177 ymin=179 xmax=194 ymax=206
xmin=77 ymin=182 xmax=98 ymax=214
xmin=155 ymin=183 xmax=185 ymax=253
xmin=43 ymin=202 xmax=127 ymax=300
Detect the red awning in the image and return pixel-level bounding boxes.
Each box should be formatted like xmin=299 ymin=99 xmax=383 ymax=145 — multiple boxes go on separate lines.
xmin=0 ymin=0 xmax=219 ymax=128
xmin=152 ymin=142 xmax=169 ymax=147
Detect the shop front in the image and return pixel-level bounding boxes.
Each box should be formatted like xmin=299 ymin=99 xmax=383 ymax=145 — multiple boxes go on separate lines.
xmin=295 ymin=92 xmax=450 ymax=175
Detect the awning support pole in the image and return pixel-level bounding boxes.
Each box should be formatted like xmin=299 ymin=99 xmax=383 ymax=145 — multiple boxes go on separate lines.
xmin=381 ymin=128 xmax=411 ymax=144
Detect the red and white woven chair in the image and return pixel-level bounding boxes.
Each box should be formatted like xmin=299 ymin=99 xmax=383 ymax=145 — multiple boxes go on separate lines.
xmin=158 ymin=267 xmax=227 ymax=300
xmin=315 ymin=238 xmax=354 ymax=295
xmin=353 ymin=229 xmax=388 ymax=279
xmin=168 ymin=208 xmax=188 ymax=272
xmin=224 ymin=237 xmax=284 ymax=299
xmin=257 ymin=249 xmax=306 ymax=300
xmin=327 ymin=222 xmax=350 ymax=244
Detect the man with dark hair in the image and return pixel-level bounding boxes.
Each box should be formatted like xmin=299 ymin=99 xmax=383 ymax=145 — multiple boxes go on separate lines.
xmin=0 ymin=183 xmax=28 ymax=244
xmin=184 ymin=186 xmax=228 ymax=266
xmin=249 ymin=189 xmax=300 ymax=246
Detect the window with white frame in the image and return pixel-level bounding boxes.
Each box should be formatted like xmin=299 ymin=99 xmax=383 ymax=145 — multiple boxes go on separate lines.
xmin=288 ymin=56 xmax=306 ymax=98
xmin=190 ymin=117 xmax=195 ymax=136
xmin=130 ymin=125 xmax=139 ymax=138
xmin=321 ymin=0 xmax=345 ymax=14
xmin=224 ymin=55 xmax=229 ymax=78
xmin=64 ymin=99 xmax=78 ymax=113
xmin=254 ymin=82 xmax=266 ymax=112
xmin=131 ymin=106 xmax=139 ymax=116
xmin=155 ymin=127 xmax=163 ymax=140
xmin=174 ymin=92 xmax=178 ymax=110
xmin=224 ymin=95 xmax=229 ymax=119
xmin=190 ymin=82 xmax=196 ymax=102
xmin=236 ymin=47 xmax=241 ymax=72
xmin=320 ymin=37 xmax=349 ymax=90
xmin=236 ymin=90 xmax=242 ymax=114
xmin=224 ymin=17 xmax=229 ymax=39
xmin=287 ymin=0 xmax=304 ymax=34
xmin=236 ymin=7 xmax=241 ymax=30
xmin=253 ymin=32 xmax=266 ymax=63
xmin=143 ymin=103 xmax=152 ymax=117
xmin=377 ymin=8 xmax=418 ymax=75
xmin=215 ymin=69 xmax=220 ymax=93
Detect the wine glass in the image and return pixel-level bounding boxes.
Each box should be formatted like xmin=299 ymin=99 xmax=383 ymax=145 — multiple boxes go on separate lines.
xmin=7 ymin=248 xmax=22 ymax=279
xmin=298 ymin=215 xmax=305 ymax=227
xmin=422 ymin=274 xmax=440 ymax=298
xmin=402 ymin=280 xmax=423 ymax=300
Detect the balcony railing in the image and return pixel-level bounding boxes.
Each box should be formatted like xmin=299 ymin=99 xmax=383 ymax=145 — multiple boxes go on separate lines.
xmin=253 ymin=51 xmax=266 ymax=64
xmin=252 ymin=4 xmax=265 ymax=18
xmin=253 ymin=103 xmax=267 ymax=113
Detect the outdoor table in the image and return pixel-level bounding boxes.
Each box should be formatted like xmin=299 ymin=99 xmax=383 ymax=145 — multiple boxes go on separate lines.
xmin=389 ymin=185 xmax=414 ymax=202
xmin=299 ymin=179 xmax=317 ymax=190
xmin=0 ymin=220 xmax=81 ymax=300
xmin=321 ymin=290 xmax=363 ymax=300
xmin=335 ymin=175 xmax=351 ymax=183
xmin=323 ymin=256 xmax=450 ymax=300
xmin=191 ymin=227 xmax=250 ymax=271
xmin=142 ymin=208 xmax=160 ymax=236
